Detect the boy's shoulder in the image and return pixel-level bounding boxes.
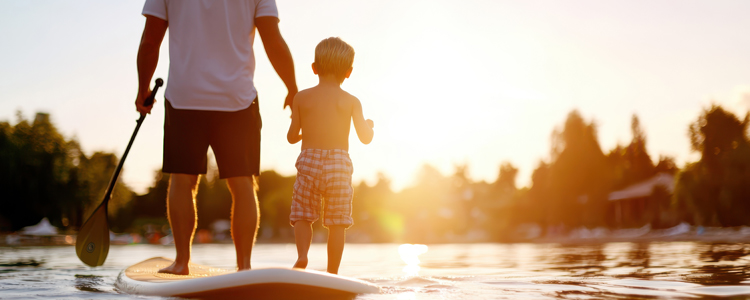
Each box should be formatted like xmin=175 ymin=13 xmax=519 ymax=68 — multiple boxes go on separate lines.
xmin=296 ymin=86 xmax=359 ymax=104
xmin=293 ymin=87 xmax=315 ymax=101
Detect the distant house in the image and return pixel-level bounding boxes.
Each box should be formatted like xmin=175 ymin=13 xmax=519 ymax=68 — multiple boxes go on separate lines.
xmin=608 ymin=173 xmax=676 ymax=228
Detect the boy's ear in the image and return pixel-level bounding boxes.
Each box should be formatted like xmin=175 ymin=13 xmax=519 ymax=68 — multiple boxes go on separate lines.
xmin=345 ymin=67 xmax=353 ymax=79
xmin=311 ymin=62 xmax=318 ymax=75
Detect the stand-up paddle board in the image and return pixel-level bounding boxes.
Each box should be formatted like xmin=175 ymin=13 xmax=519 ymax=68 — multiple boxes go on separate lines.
xmin=115 ymin=257 xmax=379 ymax=299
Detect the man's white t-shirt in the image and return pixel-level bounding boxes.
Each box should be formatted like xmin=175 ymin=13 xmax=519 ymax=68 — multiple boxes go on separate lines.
xmin=142 ymin=0 xmax=278 ymax=111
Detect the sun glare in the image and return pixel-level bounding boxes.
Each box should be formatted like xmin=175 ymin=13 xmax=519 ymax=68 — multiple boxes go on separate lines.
xmin=398 ymin=244 xmax=429 ymax=276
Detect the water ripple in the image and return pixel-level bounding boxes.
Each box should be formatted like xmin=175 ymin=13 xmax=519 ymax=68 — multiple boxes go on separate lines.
xmin=1 ymin=243 xmax=750 ymax=299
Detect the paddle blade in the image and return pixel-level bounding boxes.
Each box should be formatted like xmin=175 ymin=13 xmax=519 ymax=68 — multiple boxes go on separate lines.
xmin=76 ymin=204 xmax=110 ymax=267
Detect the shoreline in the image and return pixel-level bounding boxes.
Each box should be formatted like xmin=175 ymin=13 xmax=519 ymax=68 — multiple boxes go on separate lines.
xmin=3 ymin=232 xmax=750 ymax=247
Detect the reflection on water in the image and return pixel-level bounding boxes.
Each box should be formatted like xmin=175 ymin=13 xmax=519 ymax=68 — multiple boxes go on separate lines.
xmin=0 ymin=259 xmax=43 ymax=267
xmin=74 ymin=274 xmax=105 ymax=293
xmin=0 ymin=242 xmax=749 ymax=299
xmin=687 ymin=243 xmax=750 ymax=286
xmin=398 ymin=244 xmax=428 ymax=276
xmin=377 ymin=242 xmax=750 ymax=299
xmin=549 ymin=244 xmax=607 ymax=277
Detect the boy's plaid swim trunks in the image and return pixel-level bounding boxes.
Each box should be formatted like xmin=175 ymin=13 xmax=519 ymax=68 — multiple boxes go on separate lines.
xmin=290 ymin=149 xmax=354 ymax=228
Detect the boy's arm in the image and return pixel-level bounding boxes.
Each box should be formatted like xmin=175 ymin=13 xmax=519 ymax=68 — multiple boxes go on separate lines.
xmin=256 ymin=17 xmax=298 ymax=111
xmin=287 ymin=96 xmax=302 ymax=144
xmin=351 ymin=98 xmax=374 ymax=144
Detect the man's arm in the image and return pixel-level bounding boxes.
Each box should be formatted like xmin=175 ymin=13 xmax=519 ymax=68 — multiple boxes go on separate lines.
xmin=256 ymin=16 xmax=297 ymax=110
xmin=287 ymin=96 xmax=302 ymax=144
xmin=351 ymin=98 xmax=374 ymax=144
xmin=135 ymin=15 xmax=167 ymax=115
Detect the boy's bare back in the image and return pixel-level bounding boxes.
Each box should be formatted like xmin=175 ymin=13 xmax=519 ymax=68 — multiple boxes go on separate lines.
xmin=287 ymin=82 xmax=373 ymax=151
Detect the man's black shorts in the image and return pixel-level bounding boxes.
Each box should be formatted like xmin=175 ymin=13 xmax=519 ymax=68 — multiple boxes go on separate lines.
xmin=162 ymin=98 xmax=261 ymax=178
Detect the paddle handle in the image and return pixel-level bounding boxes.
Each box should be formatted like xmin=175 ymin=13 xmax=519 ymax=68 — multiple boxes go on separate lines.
xmin=143 ymin=78 xmax=163 ymax=108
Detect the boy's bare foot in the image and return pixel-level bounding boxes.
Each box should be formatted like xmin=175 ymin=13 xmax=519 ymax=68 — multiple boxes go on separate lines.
xmin=158 ymin=262 xmax=189 ymax=275
xmin=237 ymin=265 xmax=251 ymax=272
xmin=236 ymin=257 xmax=251 ymax=272
xmin=293 ymin=257 xmax=308 ymax=269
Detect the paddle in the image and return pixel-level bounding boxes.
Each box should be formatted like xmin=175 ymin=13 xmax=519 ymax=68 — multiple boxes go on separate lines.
xmin=76 ymin=78 xmax=163 ymax=267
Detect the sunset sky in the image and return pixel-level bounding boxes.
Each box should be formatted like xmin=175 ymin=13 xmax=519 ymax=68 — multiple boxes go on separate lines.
xmin=2 ymin=0 xmax=749 ymax=194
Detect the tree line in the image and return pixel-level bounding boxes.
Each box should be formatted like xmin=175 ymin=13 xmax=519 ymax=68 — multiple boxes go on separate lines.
xmin=0 ymin=112 xmax=131 ymax=232
xmin=1 ymin=105 xmax=748 ymax=242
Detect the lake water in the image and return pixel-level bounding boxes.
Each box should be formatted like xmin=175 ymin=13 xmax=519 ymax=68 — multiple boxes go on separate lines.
xmin=1 ymin=242 xmax=750 ymax=299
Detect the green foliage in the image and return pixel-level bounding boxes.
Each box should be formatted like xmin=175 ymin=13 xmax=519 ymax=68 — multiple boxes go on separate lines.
xmin=496 ymin=162 xmax=518 ymax=191
xmin=257 ymin=170 xmax=295 ymax=239
xmin=526 ymin=112 xmax=679 ymax=230
xmin=6 ymin=105 xmax=749 ymax=242
xmin=394 ymin=164 xmax=452 ymax=242
xmin=676 ymin=106 xmax=750 ymax=226
xmin=608 ymin=115 xmax=657 ymax=189
xmin=528 ymin=160 xmax=552 ymax=226
xmin=546 ymin=110 xmax=612 ymax=227
xmin=195 ymin=171 xmax=232 ymax=231
xmin=483 ymin=162 xmax=524 ymax=240
xmin=131 ymin=171 xmax=169 ymax=220
xmin=351 ymin=173 xmax=397 ymax=242
xmin=0 ymin=112 xmax=133 ymax=232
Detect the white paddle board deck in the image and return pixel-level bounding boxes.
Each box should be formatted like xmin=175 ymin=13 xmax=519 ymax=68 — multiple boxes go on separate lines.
xmin=115 ymin=257 xmax=380 ymax=299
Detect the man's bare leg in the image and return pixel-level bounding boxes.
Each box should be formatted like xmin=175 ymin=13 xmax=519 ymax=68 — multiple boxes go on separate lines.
xmin=226 ymin=176 xmax=259 ymax=271
xmin=159 ymin=173 xmax=199 ymax=275
xmin=293 ymin=221 xmax=312 ymax=269
xmin=327 ymin=225 xmax=346 ymax=274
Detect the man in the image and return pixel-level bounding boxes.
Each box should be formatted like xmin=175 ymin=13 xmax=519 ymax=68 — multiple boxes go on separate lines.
xmin=135 ymin=0 xmax=297 ymax=275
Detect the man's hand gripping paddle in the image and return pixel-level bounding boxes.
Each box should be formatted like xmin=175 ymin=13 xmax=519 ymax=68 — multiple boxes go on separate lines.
xmin=76 ymin=78 xmax=163 ymax=267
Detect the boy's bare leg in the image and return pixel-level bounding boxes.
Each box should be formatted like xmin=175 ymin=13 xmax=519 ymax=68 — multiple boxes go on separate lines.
xmin=159 ymin=173 xmax=199 ymax=275
xmin=226 ymin=176 xmax=259 ymax=271
xmin=327 ymin=225 xmax=346 ymax=274
xmin=293 ymin=221 xmax=312 ymax=269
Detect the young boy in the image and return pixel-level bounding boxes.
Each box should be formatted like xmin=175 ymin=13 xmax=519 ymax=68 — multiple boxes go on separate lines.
xmin=287 ymin=37 xmax=374 ymax=274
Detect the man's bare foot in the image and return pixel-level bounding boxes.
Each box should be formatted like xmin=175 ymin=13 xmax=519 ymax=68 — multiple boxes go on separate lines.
xmin=158 ymin=262 xmax=189 ymax=275
xmin=293 ymin=257 xmax=308 ymax=269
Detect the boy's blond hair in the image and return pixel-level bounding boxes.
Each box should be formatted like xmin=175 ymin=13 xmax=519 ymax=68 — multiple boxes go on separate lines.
xmin=314 ymin=37 xmax=355 ymax=83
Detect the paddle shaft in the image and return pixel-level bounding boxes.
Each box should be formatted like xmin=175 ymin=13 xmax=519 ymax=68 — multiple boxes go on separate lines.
xmin=76 ymin=78 xmax=163 ymax=266
xmin=100 ymin=78 xmax=163 ymax=210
